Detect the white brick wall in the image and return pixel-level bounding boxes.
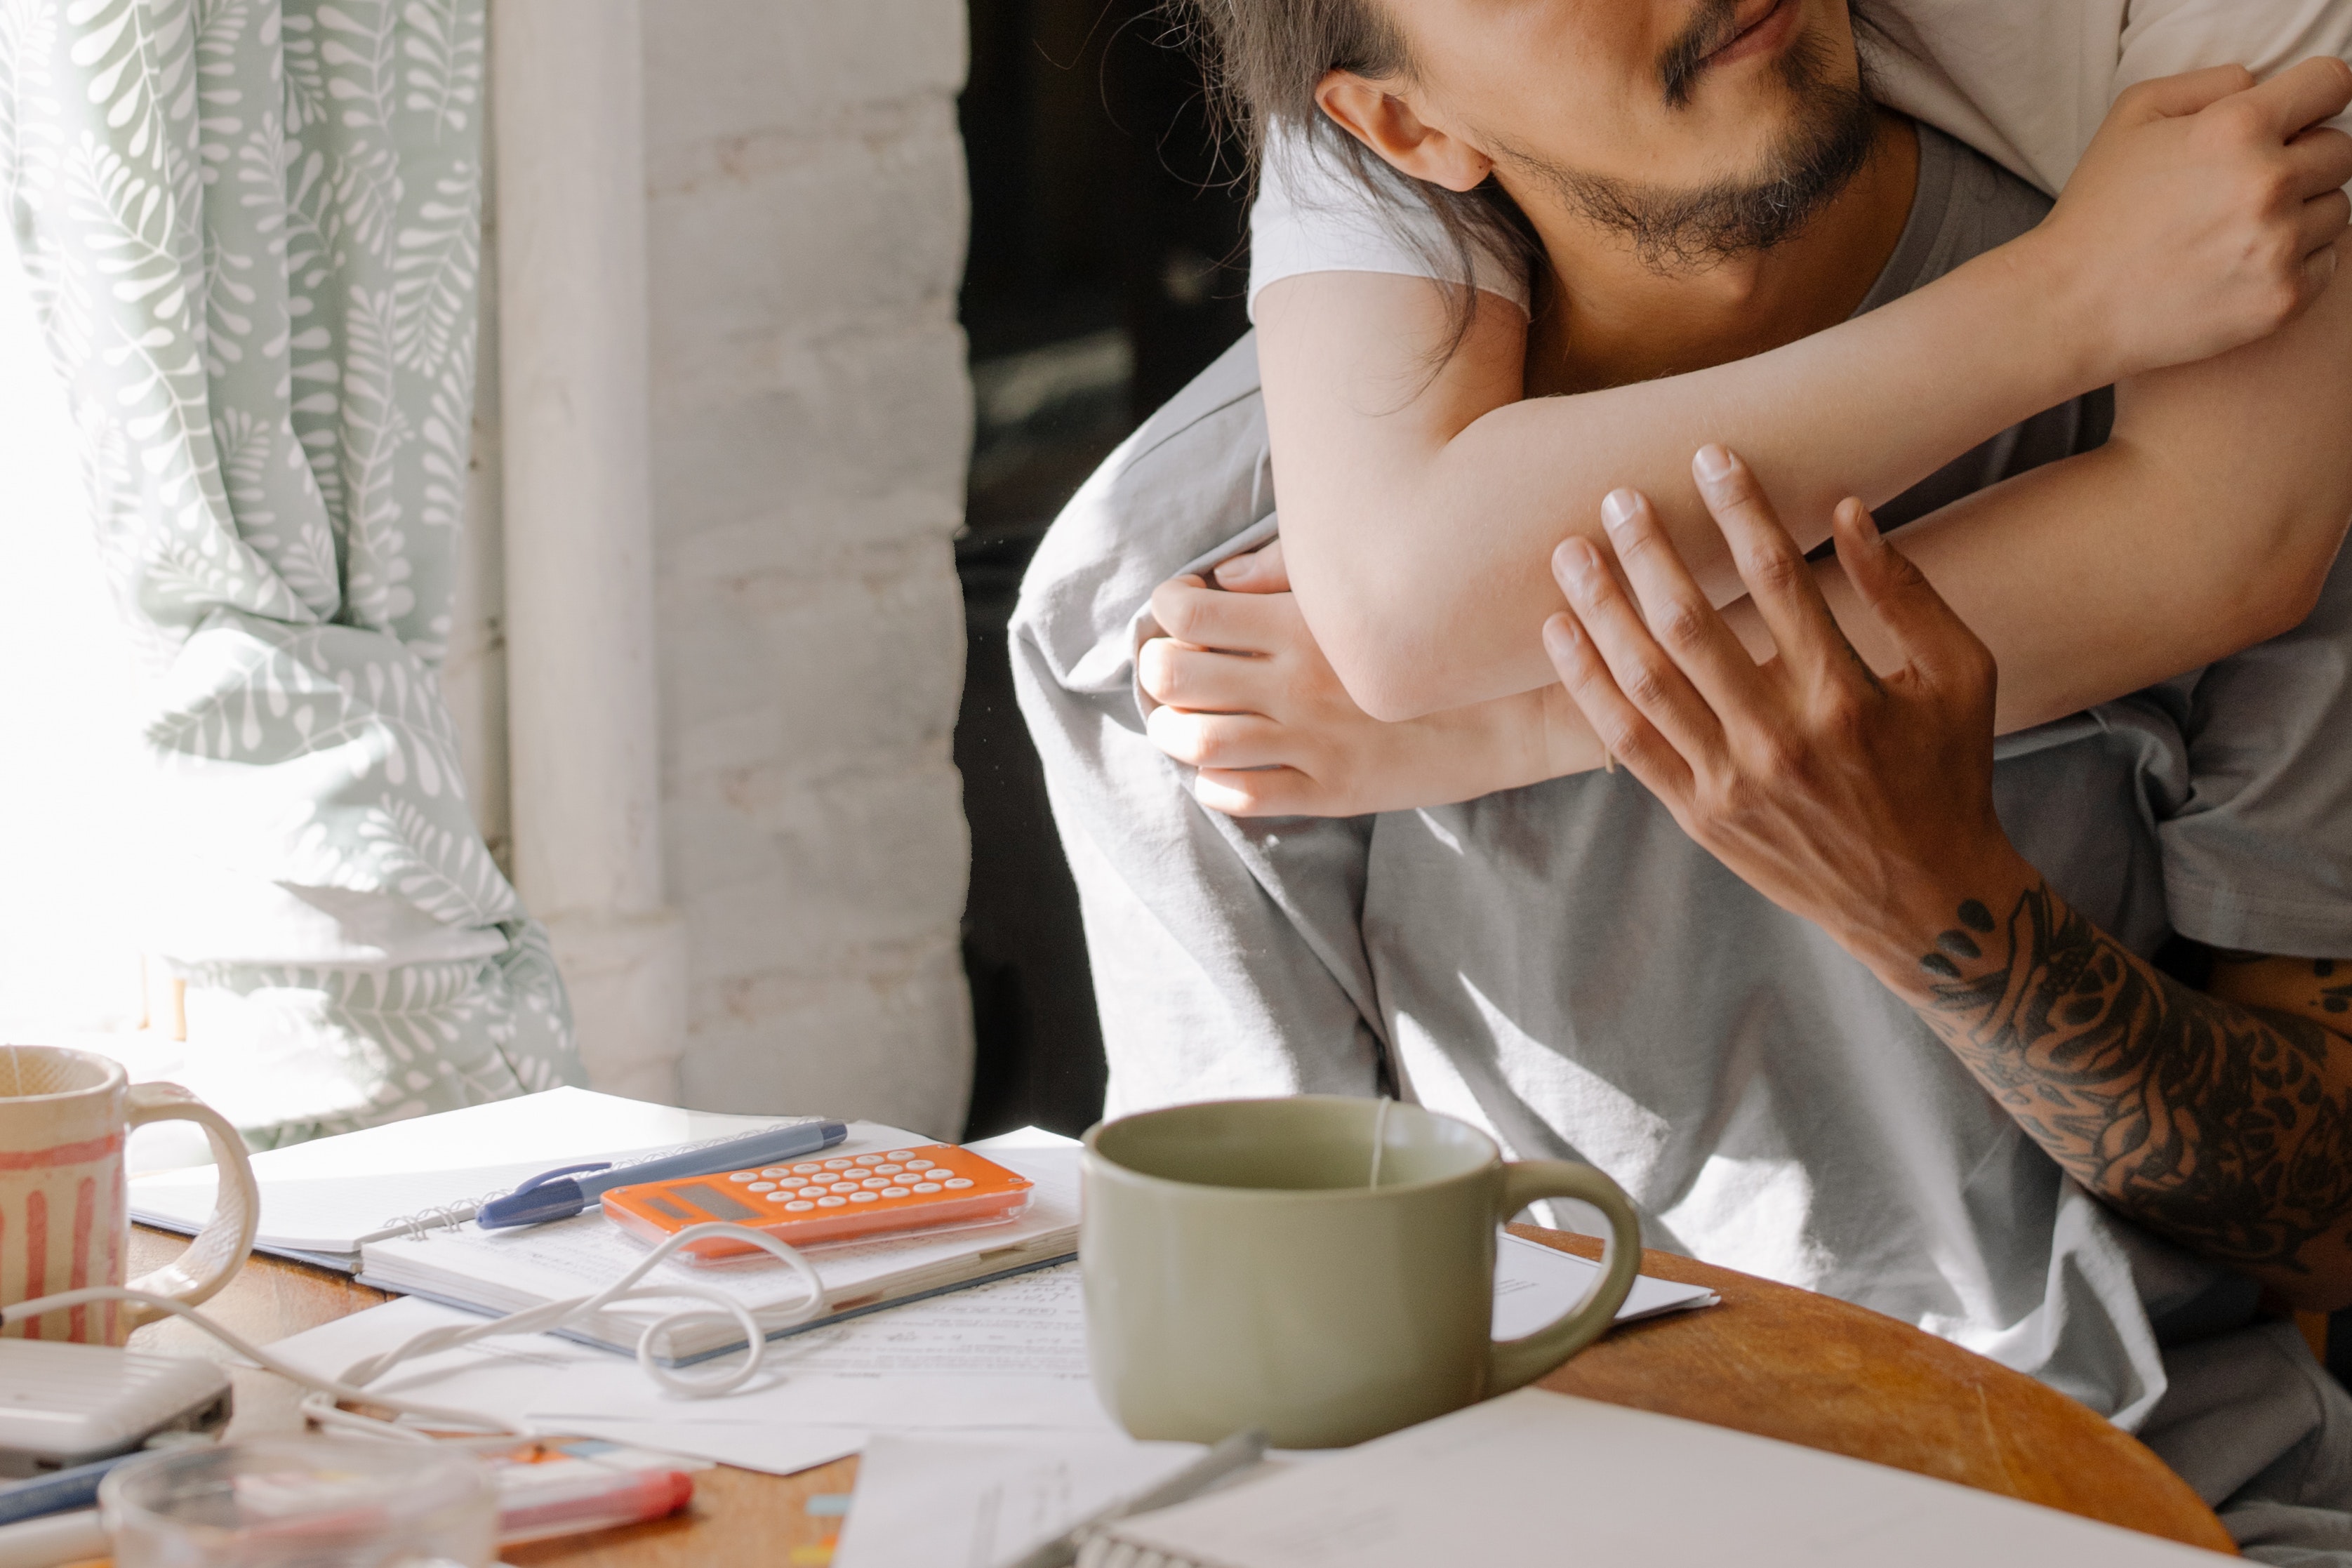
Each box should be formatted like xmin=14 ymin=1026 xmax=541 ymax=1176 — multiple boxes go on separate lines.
xmin=642 ymin=1 xmax=976 ymax=1134
xmin=456 ymin=1 xmax=975 ymax=1130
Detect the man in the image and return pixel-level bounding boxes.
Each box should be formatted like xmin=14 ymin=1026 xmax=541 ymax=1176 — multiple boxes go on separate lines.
xmin=1012 ymin=0 xmax=2352 ymax=1554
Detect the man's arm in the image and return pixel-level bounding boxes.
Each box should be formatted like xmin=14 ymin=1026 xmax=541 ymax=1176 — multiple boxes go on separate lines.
xmin=1535 ymin=451 xmax=2352 ymax=1308
xmin=1901 ymin=881 xmax=2352 ymax=1297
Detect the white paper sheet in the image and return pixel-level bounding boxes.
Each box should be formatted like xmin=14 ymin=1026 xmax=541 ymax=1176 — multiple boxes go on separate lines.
xmin=267 ymin=1263 xmax=1122 ymax=1475
xmin=128 ymin=1087 xmax=816 ymax=1254
xmin=1491 ymin=1232 xmax=1715 ymax=1337
xmin=833 ymin=1435 xmax=1204 ymax=1568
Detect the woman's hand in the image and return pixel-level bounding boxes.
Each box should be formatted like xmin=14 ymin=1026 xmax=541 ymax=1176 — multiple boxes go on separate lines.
xmin=2032 ymin=58 xmax=2352 ymax=380
xmin=1139 ymin=540 xmax=1600 ymax=817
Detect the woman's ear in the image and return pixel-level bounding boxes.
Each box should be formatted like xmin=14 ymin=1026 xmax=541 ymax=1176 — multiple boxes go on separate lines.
xmin=1314 ymin=69 xmax=1495 ymax=192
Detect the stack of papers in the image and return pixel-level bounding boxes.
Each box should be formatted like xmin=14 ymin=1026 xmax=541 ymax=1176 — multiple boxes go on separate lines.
xmin=267 ymin=1235 xmax=1713 ymax=1480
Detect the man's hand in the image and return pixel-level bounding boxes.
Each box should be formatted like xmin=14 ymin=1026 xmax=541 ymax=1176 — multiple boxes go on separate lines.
xmin=1547 ymin=445 xmax=2352 ymax=1308
xmin=1140 ymin=542 xmax=1600 ymax=817
xmin=1540 ymin=444 xmax=2035 ymax=966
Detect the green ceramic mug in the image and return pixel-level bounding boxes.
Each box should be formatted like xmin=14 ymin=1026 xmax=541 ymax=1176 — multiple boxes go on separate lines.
xmin=1082 ymin=1095 xmax=1642 ymax=1449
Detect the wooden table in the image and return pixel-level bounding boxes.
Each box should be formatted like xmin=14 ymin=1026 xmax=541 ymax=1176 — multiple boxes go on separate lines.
xmin=124 ymin=1223 xmax=2237 ymax=1564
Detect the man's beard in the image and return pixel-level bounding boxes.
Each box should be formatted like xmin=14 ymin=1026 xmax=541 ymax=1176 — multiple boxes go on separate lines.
xmin=1493 ymin=5 xmax=1880 ymax=274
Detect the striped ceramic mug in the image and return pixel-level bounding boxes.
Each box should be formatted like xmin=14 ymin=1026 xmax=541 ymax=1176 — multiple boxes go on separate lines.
xmin=0 ymin=1045 xmax=258 ymax=1346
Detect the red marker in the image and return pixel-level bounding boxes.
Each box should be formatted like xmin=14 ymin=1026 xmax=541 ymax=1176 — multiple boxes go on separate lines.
xmin=497 ymin=1463 xmax=694 ymax=1545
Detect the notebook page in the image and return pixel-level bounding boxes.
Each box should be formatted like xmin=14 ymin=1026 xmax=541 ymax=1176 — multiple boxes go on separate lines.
xmin=127 ymin=1087 xmax=826 ymax=1251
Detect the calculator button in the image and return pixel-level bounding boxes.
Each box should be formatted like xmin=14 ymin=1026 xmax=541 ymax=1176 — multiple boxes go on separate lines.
xmin=816 ymin=1195 xmax=847 ymax=1207
xmin=728 ymin=1171 xmax=757 ymax=1183
xmin=822 ymin=1158 xmax=853 ymax=1169
xmin=784 ymin=1200 xmax=814 ymax=1211
xmin=748 ymin=1181 xmax=776 ymax=1192
xmin=912 ymin=1181 xmax=941 ymax=1193
xmin=829 ymin=1182 xmax=860 ymax=1195
xmin=873 ymin=1164 xmax=903 ymax=1175
xmin=853 ymin=1155 xmax=884 ymax=1167
xmin=759 ymin=1167 xmax=790 ymax=1178
xmin=944 ymin=1178 xmax=974 ymax=1189
xmin=792 ymin=1163 xmax=822 ymax=1174
xmin=859 ymin=1177 xmax=890 ymax=1189
xmin=765 ymin=1191 xmax=795 ymax=1204
xmin=849 ymin=1192 xmax=879 ymax=1204
xmin=902 ymin=1159 xmax=934 ymax=1171
xmin=778 ymin=1176 xmax=808 ymax=1188
xmin=880 ymin=1187 xmax=910 ymax=1198
xmin=886 ymin=1150 xmax=916 ymax=1160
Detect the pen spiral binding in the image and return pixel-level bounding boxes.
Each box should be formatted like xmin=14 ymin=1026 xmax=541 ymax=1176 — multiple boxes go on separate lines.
xmin=374 ymin=1195 xmax=501 ymax=1242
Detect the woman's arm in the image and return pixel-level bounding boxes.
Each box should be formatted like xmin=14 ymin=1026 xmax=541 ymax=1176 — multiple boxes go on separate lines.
xmin=1815 ymin=230 xmax=2352 ymax=725
xmin=1271 ymin=61 xmax=2352 ymax=722
xmin=1141 ymin=231 xmax=2352 ymax=818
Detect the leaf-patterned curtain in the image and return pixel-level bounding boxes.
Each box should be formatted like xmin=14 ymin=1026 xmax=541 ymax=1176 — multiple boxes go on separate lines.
xmin=1 ymin=0 xmax=581 ymax=1143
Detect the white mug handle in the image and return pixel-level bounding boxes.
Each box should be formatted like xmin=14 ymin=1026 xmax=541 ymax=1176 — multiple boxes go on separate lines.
xmin=121 ymin=1082 xmax=260 ymax=1327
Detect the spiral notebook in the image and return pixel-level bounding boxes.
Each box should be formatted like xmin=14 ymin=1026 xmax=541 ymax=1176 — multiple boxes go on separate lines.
xmin=126 ymin=1087 xmax=830 ymax=1272
xmin=1079 ymin=1388 xmax=2214 ymax=1568
xmin=352 ymin=1130 xmax=1085 ymax=1362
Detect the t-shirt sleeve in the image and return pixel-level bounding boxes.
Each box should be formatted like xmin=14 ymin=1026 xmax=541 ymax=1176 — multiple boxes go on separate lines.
xmin=1859 ymin=0 xmax=2351 ymax=200
xmin=2159 ymin=545 xmax=2352 ymax=959
xmin=1246 ymin=124 xmax=1531 ymax=321
xmin=2116 ymin=0 xmax=2352 ymax=142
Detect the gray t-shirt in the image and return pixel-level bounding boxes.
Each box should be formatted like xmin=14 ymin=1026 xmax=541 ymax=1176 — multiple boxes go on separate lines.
xmin=1012 ymin=126 xmax=2352 ymax=1550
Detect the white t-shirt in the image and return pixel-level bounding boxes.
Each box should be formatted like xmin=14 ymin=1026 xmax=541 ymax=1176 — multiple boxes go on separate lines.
xmin=1246 ymin=0 xmax=2352 ymax=318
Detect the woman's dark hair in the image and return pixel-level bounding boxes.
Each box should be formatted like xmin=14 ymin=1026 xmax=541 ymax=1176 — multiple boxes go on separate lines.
xmin=1166 ymin=0 xmax=1539 ymax=355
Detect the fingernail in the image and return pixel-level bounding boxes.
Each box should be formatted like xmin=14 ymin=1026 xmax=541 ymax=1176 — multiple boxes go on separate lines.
xmin=1554 ymin=536 xmax=1601 ymax=587
xmin=1694 ymin=444 xmax=1734 ymax=482
xmin=1601 ymin=489 xmax=1639 ymax=531
xmin=1543 ymin=613 xmax=1581 ymax=655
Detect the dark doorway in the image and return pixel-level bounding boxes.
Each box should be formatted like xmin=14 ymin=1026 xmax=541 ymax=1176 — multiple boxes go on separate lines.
xmin=956 ymin=0 xmax=1251 ymax=1138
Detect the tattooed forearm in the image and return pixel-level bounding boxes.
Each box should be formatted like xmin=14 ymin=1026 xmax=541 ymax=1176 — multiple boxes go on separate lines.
xmin=1911 ymin=882 xmax=2352 ymax=1277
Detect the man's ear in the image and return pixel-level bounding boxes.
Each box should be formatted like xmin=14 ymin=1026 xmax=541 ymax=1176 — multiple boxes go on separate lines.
xmin=1314 ymin=70 xmax=1494 ymax=192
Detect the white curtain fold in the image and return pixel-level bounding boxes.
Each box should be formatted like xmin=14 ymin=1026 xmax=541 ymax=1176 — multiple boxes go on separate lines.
xmin=1 ymin=0 xmax=580 ymax=1142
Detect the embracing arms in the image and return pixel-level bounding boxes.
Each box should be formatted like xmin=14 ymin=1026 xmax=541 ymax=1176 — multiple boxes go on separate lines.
xmin=1141 ymin=223 xmax=2352 ymax=818
xmin=1262 ymin=62 xmax=2352 ymax=721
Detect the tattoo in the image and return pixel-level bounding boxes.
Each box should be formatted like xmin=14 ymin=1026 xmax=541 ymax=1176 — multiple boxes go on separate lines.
xmin=1911 ymin=882 xmax=2352 ymax=1275
xmin=1839 ymin=636 xmax=1887 ymax=697
xmin=2320 ymin=958 xmax=2350 ymax=1018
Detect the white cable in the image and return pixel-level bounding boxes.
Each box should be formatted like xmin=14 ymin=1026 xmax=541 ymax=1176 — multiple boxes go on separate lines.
xmin=0 ymin=1221 xmax=831 ymax=1443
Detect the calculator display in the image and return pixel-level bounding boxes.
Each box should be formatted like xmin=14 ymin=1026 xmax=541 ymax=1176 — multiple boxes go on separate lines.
xmin=599 ymin=1143 xmax=1035 ymax=1263
xmin=670 ymin=1182 xmax=761 ymax=1221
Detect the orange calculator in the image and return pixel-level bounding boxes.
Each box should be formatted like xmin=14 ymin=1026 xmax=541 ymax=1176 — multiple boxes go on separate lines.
xmin=599 ymin=1144 xmax=1034 ymax=1263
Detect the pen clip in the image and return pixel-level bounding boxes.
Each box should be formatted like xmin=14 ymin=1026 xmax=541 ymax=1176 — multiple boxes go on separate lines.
xmin=510 ymin=1162 xmax=611 ymax=1198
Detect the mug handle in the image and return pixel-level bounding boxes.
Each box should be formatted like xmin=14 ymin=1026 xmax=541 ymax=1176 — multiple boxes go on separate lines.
xmin=1486 ymin=1159 xmax=1643 ymax=1395
xmin=121 ymin=1082 xmax=260 ymax=1328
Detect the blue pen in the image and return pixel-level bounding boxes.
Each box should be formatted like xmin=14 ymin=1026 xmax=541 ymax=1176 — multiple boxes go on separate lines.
xmin=475 ymin=1119 xmax=850 ymax=1229
xmin=0 ymin=1451 xmax=144 ymax=1527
